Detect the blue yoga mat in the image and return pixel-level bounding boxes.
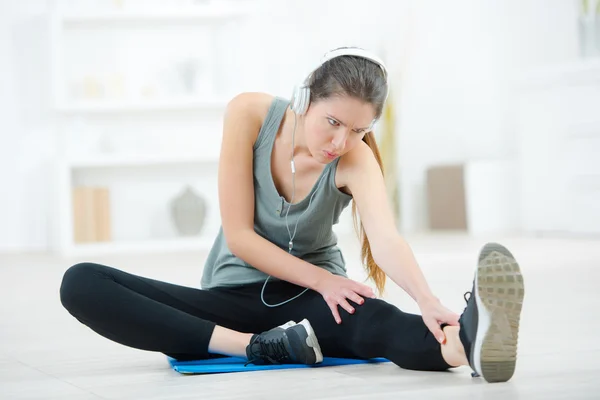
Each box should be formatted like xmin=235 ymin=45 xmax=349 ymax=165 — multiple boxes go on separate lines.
xmin=168 ymin=356 xmax=390 ymax=374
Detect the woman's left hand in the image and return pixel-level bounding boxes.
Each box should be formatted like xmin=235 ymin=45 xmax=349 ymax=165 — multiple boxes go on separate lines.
xmin=418 ymin=296 xmax=460 ymax=344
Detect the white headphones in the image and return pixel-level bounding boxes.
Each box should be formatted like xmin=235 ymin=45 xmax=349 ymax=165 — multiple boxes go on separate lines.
xmin=289 ymin=47 xmax=389 ymax=116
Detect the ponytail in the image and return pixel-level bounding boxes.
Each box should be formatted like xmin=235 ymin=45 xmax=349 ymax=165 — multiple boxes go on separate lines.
xmin=351 ymin=131 xmax=387 ymax=295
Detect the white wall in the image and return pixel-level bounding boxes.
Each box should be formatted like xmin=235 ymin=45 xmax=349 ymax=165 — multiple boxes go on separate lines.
xmin=397 ymin=0 xmax=580 ymax=233
xmin=0 ymin=1 xmax=55 ymax=251
xmin=234 ymin=0 xmax=409 ymax=97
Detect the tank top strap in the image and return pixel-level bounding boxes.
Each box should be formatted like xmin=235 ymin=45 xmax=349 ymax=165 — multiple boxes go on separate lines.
xmin=254 ymin=96 xmax=290 ymax=151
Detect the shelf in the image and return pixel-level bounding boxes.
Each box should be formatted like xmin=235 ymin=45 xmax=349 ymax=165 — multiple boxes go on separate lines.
xmin=56 ymin=97 xmax=229 ymax=113
xmin=58 ymin=6 xmax=247 ymax=26
xmin=50 ymin=3 xmax=235 ymax=257
xmin=68 ymin=236 xmax=214 ymax=256
xmin=65 ymin=153 xmax=220 ymax=169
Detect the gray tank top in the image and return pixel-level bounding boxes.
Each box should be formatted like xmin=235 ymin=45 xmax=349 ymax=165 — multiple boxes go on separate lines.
xmin=201 ymin=97 xmax=353 ymax=289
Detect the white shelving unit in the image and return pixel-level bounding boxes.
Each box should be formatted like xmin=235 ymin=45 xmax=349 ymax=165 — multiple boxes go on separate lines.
xmin=56 ymin=96 xmax=230 ymax=113
xmin=56 ymin=155 xmax=220 ymax=257
xmin=50 ymin=2 xmax=244 ymax=257
xmin=65 ymin=153 xmax=220 ymax=169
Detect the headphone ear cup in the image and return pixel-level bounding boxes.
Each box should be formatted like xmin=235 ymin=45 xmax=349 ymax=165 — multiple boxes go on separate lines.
xmin=295 ymin=85 xmax=310 ymax=115
xmin=290 ymin=84 xmax=310 ymax=115
xmin=290 ymin=84 xmax=301 ymax=114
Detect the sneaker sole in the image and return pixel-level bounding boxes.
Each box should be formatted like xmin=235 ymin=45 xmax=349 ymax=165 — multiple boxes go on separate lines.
xmin=474 ymin=242 xmax=524 ymax=383
xmin=298 ymin=319 xmax=324 ymax=364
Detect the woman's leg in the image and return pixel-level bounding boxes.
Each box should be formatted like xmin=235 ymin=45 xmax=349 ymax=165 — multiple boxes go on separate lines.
xmin=60 ymin=262 xmax=263 ymax=360
xmin=60 ymin=262 xmax=323 ymax=364
xmin=275 ymin=289 xmax=453 ymax=371
xmin=274 ymin=242 xmax=524 ymax=381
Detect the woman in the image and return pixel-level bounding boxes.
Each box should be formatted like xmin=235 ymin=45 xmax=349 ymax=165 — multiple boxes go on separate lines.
xmin=60 ymin=47 xmax=525 ymax=383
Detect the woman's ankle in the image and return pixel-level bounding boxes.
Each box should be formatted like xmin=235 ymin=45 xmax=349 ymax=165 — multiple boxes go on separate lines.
xmin=208 ymin=325 xmax=253 ymax=358
xmin=440 ymin=326 xmax=469 ymax=367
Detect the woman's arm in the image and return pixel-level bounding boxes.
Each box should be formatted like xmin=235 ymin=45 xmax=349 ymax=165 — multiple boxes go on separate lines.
xmin=339 ymin=141 xmax=435 ymax=303
xmin=339 ymin=140 xmax=459 ymax=341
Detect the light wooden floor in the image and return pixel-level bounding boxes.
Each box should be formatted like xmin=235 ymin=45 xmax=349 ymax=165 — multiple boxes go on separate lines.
xmin=1 ymin=233 xmax=598 ymax=399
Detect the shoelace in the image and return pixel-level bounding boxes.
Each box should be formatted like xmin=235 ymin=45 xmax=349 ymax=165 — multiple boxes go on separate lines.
xmin=246 ymin=337 xmax=289 ymax=366
xmin=463 ymin=291 xmax=472 ymax=303
xmin=458 ymin=291 xmax=472 ymax=325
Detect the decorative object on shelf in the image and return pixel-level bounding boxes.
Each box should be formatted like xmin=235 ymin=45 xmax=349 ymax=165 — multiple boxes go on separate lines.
xmin=177 ymin=58 xmax=203 ymax=94
xmin=72 ymin=186 xmax=112 ymax=243
xmin=578 ymin=0 xmax=600 ymax=58
xmin=70 ymin=72 xmax=126 ymax=101
xmin=157 ymin=59 xmax=207 ymax=96
xmin=82 ymin=75 xmax=105 ymax=99
xmin=170 ymin=185 xmax=207 ymax=236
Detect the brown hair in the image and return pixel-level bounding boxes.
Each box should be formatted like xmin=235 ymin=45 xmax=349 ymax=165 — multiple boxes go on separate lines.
xmin=308 ymin=48 xmax=388 ymax=294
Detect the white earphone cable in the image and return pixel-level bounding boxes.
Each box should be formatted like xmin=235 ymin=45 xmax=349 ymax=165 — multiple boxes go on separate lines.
xmin=261 ymin=110 xmax=324 ymax=307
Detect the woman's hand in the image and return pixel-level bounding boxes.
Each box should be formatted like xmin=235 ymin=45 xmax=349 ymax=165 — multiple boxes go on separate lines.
xmin=315 ymin=273 xmax=377 ymax=324
xmin=418 ymin=296 xmax=460 ymax=344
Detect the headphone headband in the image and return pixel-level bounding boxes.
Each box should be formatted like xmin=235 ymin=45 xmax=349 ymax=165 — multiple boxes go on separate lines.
xmin=309 ymin=47 xmax=388 ymax=84
xmin=290 ymin=47 xmax=388 ymax=115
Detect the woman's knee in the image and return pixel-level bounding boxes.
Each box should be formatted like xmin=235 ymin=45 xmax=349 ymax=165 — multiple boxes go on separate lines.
xmin=352 ymin=299 xmax=398 ymax=332
xmin=59 ymin=262 xmax=105 ymax=313
xmin=349 ymin=300 xmax=407 ymax=348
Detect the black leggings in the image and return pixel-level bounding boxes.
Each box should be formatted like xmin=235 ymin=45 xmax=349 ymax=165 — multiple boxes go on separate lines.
xmin=59 ymin=262 xmax=451 ymax=371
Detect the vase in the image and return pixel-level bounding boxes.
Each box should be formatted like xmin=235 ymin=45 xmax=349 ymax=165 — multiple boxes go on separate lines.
xmin=170 ymin=186 xmax=207 ymax=236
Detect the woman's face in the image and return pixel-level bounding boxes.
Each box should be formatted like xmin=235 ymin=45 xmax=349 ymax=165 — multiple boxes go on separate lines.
xmin=302 ymin=95 xmax=377 ymax=164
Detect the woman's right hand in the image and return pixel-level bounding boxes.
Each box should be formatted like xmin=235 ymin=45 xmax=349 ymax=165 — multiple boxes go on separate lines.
xmin=315 ymin=273 xmax=377 ymax=324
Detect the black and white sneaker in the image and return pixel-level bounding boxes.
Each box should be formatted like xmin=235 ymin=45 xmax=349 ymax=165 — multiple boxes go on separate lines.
xmin=245 ymin=319 xmax=323 ymax=365
xmin=458 ymin=242 xmax=525 ymax=383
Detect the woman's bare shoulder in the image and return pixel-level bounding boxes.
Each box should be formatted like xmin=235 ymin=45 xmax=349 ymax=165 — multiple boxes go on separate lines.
xmin=336 ymin=140 xmax=378 ymax=194
xmin=222 ymin=92 xmax=275 ymax=146
xmin=225 ymin=92 xmax=275 ymax=126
